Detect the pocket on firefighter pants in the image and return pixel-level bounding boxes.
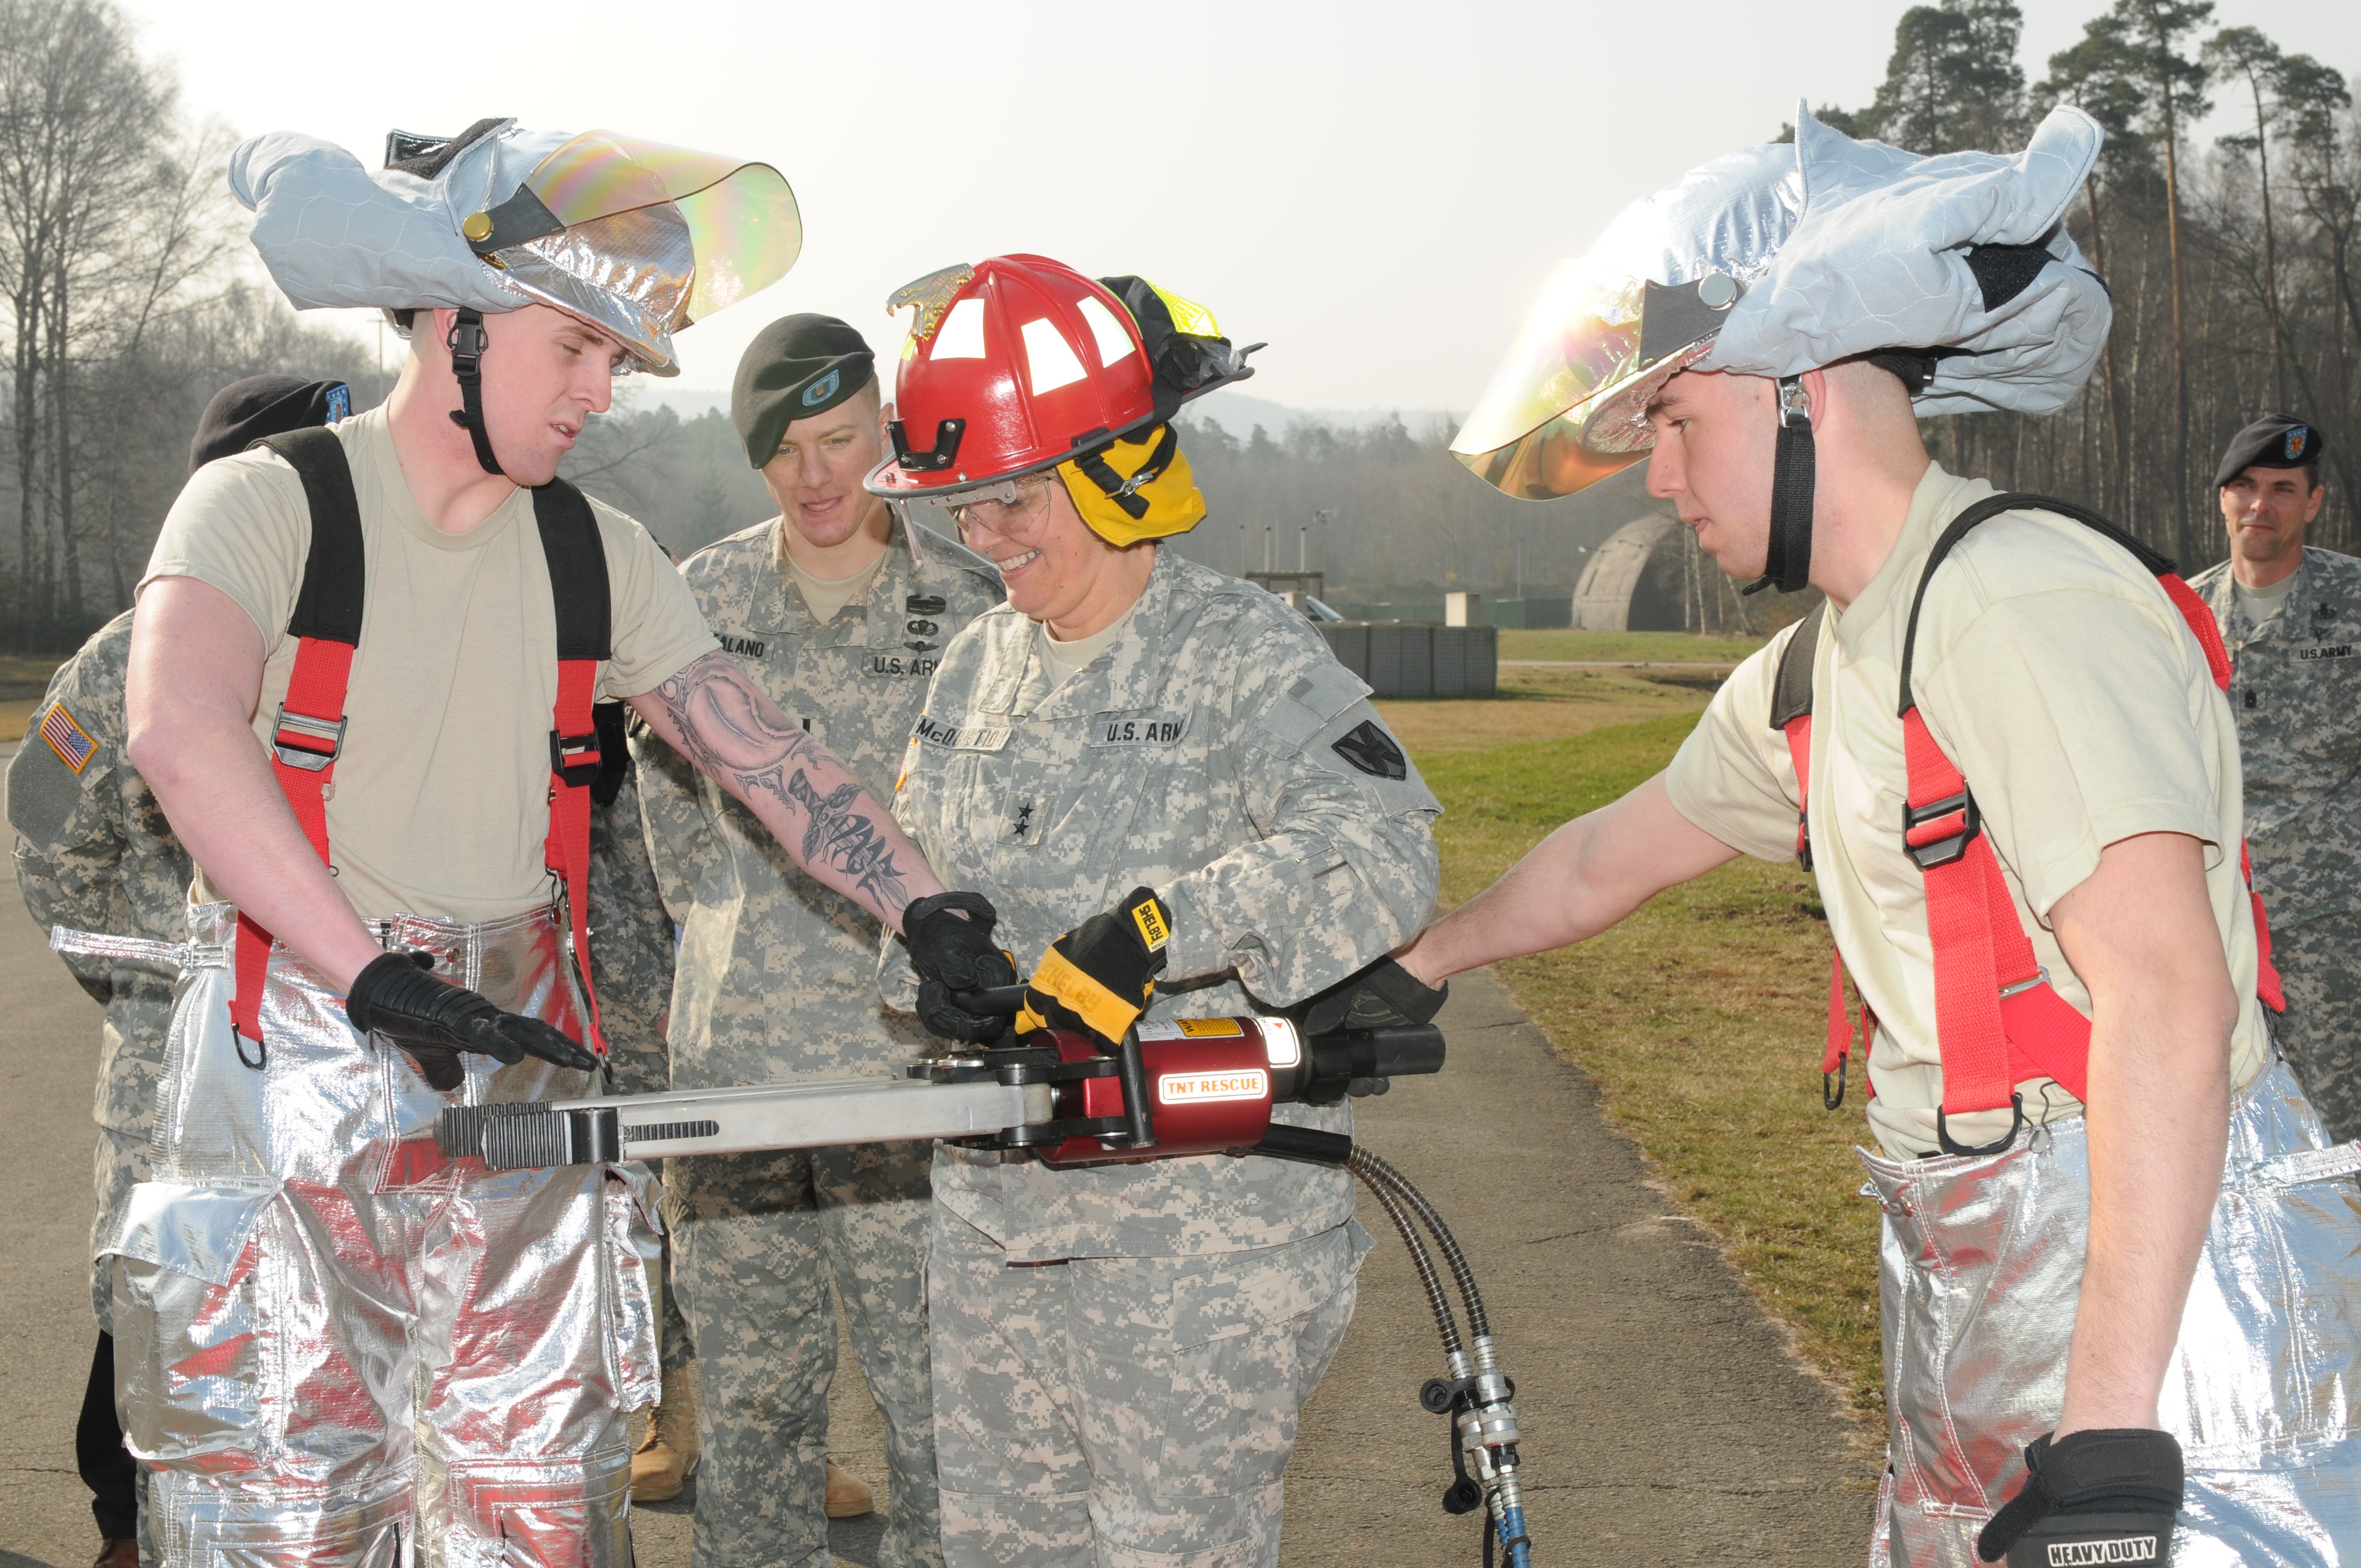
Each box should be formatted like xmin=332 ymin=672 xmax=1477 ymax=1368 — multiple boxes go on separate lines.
xmin=151 ymin=1468 xmax=409 ymax=1568
xmin=1084 ymin=1221 xmax=1370 ymax=1508
xmin=1860 ymin=1132 xmax=2079 ymax=1517
xmin=433 ymin=1456 xmax=633 ymax=1568
xmin=2165 ymin=1059 xmax=2361 ymax=1462
xmin=104 ymin=1180 xmax=284 ymax=1467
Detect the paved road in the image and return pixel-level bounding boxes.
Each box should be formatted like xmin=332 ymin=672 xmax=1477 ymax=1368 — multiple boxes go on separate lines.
xmin=1 ymin=736 xmax=1872 ymax=1565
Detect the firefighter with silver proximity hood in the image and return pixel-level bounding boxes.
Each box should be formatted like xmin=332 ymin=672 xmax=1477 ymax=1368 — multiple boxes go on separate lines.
xmin=871 ymin=255 xmax=1445 ymax=1567
xmin=1402 ymin=105 xmax=2361 ymax=1565
xmin=100 ymin=119 xmax=992 ymax=1567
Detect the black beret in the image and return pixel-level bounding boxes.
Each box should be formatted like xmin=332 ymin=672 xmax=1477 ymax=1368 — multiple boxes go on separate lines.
xmin=732 ymin=313 xmax=876 ymax=469
xmin=2214 ymin=413 xmax=2326 ymax=488
xmin=189 ymin=375 xmax=352 ymax=476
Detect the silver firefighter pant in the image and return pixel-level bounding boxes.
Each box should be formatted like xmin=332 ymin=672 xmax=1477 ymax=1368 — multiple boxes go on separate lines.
xmin=90 ymin=903 xmax=661 ymax=1568
xmin=1864 ymin=1060 xmax=2361 ymax=1567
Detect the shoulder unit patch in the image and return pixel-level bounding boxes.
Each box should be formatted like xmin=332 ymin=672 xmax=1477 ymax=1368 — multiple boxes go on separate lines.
xmin=1331 ymin=720 xmax=1406 ymax=781
xmin=39 ymin=700 xmax=96 ymax=774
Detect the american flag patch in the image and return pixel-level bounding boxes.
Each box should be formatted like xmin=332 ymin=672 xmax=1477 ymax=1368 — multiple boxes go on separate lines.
xmin=39 ymin=700 xmax=96 ymax=773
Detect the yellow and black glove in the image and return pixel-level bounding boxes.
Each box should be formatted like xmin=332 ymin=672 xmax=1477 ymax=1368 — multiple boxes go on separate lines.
xmin=1020 ymin=887 xmax=1172 ymax=1047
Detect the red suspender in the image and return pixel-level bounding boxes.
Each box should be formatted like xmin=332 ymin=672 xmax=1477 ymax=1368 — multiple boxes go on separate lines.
xmin=532 ymin=478 xmax=615 ymax=1057
xmin=228 ymin=429 xmax=614 ymax=1060
xmin=1778 ymin=709 xmax=1861 ymax=1106
xmin=1777 ymin=493 xmax=2281 ymax=1146
xmin=546 ymin=656 xmax=606 ymax=1052
xmin=231 ymin=431 xmax=366 ymax=1051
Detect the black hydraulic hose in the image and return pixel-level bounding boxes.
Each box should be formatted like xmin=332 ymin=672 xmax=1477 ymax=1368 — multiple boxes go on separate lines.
xmin=1352 ymin=1152 xmax=1464 ymax=1360
xmin=1353 ymin=1145 xmax=1490 ymax=1340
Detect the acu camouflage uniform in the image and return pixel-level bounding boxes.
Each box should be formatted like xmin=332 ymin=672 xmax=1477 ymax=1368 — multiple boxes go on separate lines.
xmin=584 ymin=704 xmax=696 ymax=1373
xmin=886 ymin=548 xmax=1440 ymax=1568
xmin=2193 ymin=545 xmax=2361 ymax=1141
xmin=8 ymin=611 xmax=189 ymax=1330
xmin=636 ymin=512 xmax=1000 ymax=1568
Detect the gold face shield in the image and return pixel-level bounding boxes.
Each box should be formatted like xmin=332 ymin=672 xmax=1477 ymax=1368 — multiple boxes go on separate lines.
xmin=1450 ymin=145 xmax=1804 ymax=499
xmin=463 ymin=132 xmax=802 ymax=375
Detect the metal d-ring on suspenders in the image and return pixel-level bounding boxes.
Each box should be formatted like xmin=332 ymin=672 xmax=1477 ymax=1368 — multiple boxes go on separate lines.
xmin=225 ymin=426 xmax=615 ymax=1063
xmin=1775 ymin=492 xmax=2285 ymax=1155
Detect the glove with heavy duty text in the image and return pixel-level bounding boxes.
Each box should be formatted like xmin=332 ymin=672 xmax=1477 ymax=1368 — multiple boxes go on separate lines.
xmin=346 ymin=950 xmax=599 ymax=1092
xmin=1977 ymin=1429 xmax=2183 ymax=1566
xmin=904 ymin=891 xmax=1020 ymax=1043
xmin=1021 ymin=887 xmax=1172 ymax=1047
xmin=1297 ymin=956 xmax=1448 ymax=1037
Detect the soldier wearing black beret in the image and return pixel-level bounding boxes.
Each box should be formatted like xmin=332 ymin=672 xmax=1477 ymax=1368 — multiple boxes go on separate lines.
xmin=2187 ymin=416 xmax=2361 ymax=1140
xmin=633 ymin=312 xmax=1003 ymax=1566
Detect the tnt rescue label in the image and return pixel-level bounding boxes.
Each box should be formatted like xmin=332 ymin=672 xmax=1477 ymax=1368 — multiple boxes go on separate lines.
xmin=1158 ymin=1068 xmax=1269 ymax=1105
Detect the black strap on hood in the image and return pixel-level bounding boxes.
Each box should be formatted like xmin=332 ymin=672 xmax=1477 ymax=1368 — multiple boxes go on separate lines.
xmin=1745 ymin=374 xmax=1815 ymax=595
xmin=446 ymin=307 xmax=503 ymax=476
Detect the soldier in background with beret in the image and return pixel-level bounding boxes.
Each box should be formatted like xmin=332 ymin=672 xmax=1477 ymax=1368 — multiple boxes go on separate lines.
xmin=634 ymin=313 xmax=1002 ymax=1568
xmin=2188 ymin=415 xmax=2361 ymax=1137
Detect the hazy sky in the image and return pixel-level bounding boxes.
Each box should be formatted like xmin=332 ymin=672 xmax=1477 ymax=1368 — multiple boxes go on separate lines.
xmin=118 ymin=0 xmax=2361 ymax=415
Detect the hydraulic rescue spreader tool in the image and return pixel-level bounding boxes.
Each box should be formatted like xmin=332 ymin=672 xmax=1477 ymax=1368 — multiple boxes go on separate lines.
xmin=435 ymin=988 xmax=1534 ymax=1565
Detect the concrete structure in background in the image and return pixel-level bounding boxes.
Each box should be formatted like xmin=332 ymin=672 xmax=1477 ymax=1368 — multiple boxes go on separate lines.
xmin=1574 ymin=514 xmax=1685 ymax=631
xmin=1445 ymin=592 xmax=1481 ymax=627
xmin=1319 ymin=622 xmax=1497 ymax=698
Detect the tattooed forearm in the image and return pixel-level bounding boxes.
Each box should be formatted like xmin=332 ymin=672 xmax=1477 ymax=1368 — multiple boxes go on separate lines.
xmin=641 ymin=651 xmax=933 ymax=923
xmin=785 ymin=771 xmax=908 ymax=909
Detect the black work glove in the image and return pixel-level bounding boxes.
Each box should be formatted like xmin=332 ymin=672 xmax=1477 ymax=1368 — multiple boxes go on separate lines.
xmin=904 ymin=891 xmax=1019 ymax=1044
xmin=1297 ymin=955 xmax=1448 ymax=1037
xmin=1977 ymin=1428 xmax=2183 ymax=1566
xmin=346 ymin=950 xmax=599 ymax=1092
xmin=1021 ymin=886 xmax=1172 ymax=1047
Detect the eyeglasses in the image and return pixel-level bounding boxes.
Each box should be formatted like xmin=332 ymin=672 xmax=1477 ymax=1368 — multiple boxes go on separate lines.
xmin=948 ymin=473 xmax=1058 ymax=540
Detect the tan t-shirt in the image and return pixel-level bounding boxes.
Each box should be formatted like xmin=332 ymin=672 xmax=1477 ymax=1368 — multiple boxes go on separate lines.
xmin=1035 ymin=598 xmax=1142 ymax=687
xmin=782 ymin=536 xmax=885 ymax=625
xmin=1667 ymin=464 xmax=2271 ymax=1159
xmin=141 ymin=407 xmax=718 ymax=922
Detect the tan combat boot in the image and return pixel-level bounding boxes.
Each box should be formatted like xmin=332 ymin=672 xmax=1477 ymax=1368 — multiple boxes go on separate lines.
xmin=630 ymin=1364 xmax=701 ymax=1504
xmin=825 ymin=1459 xmax=875 ymax=1520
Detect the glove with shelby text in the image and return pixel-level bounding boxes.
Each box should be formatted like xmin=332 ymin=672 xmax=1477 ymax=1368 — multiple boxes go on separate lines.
xmin=1976 ymin=1428 xmax=2183 ymax=1566
xmin=1297 ymin=956 xmax=1448 ymax=1037
xmin=346 ymin=950 xmax=599 ymax=1092
xmin=904 ymin=891 xmax=1020 ymax=1044
xmin=1020 ymin=887 xmax=1172 ymax=1048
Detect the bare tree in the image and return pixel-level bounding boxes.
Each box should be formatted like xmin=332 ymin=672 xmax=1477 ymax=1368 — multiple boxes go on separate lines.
xmin=2112 ymin=0 xmax=2214 ymax=560
xmin=2206 ymin=27 xmax=2290 ymax=406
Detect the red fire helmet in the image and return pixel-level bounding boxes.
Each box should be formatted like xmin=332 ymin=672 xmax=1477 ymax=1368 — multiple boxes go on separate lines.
xmin=866 ymin=254 xmax=1250 ymax=499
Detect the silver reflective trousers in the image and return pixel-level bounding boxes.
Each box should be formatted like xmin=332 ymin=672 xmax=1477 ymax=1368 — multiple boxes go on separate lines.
xmin=89 ymin=903 xmax=661 ymax=1568
xmin=1865 ymin=1060 xmax=2361 ymax=1567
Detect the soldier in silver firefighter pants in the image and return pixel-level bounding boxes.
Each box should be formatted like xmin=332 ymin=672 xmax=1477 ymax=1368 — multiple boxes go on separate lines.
xmin=1865 ymin=1059 xmax=2361 ymax=1568
xmin=90 ymin=903 xmax=660 ymax=1568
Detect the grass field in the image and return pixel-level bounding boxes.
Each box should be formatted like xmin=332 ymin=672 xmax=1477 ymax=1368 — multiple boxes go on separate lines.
xmin=1498 ymin=628 xmax=1767 ymax=664
xmin=1374 ymin=685 xmax=1889 ymax=1429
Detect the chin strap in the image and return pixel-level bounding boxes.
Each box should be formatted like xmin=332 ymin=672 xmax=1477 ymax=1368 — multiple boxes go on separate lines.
xmin=1744 ymin=374 xmax=1815 ymax=595
xmin=446 ymin=308 xmax=504 ymax=477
